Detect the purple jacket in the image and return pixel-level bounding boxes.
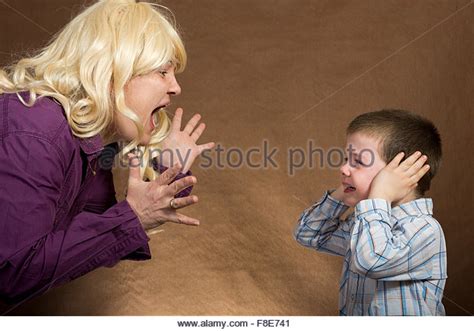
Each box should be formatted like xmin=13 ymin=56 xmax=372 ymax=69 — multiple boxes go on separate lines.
xmin=0 ymin=92 xmax=189 ymax=305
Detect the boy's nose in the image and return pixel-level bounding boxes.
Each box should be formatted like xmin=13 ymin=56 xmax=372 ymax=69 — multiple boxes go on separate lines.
xmin=340 ymin=162 xmax=351 ymax=177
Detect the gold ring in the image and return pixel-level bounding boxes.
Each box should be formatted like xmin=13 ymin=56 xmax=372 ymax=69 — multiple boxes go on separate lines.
xmin=169 ymin=198 xmax=178 ymax=209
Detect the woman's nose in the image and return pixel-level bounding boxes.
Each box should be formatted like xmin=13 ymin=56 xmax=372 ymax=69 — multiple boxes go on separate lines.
xmin=168 ymin=73 xmax=182 ymax=96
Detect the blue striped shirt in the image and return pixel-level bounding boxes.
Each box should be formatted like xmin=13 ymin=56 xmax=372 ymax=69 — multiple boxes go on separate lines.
xmin=294 ymin=190 xmax=447 ymax=316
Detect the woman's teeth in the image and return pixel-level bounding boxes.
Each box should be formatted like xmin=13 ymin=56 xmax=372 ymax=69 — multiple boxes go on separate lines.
xmin=151 ymin=112 xmax=158 ymax=129
xmin=150 ymin=106 xmax=166 ymax=129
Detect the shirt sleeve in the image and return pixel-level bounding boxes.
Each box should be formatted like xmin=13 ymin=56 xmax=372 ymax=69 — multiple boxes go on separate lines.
xmin=293 ymin=190 xmax=353 ymax=257
xmin=0 ymin=134 xmax=151 ymax=304
xmin=350 ymin=198 xmax=438 ymax=281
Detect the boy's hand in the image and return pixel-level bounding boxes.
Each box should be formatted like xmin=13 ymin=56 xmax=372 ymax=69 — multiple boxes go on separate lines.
xmin=330 ymin=185 xmax=346 ymax=202
xmin=368 ymin=151 xmax=430 ymax=204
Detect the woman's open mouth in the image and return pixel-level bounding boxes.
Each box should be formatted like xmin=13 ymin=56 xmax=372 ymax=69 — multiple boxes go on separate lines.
xmin=150 ymin=105 xmax=167 ymax=129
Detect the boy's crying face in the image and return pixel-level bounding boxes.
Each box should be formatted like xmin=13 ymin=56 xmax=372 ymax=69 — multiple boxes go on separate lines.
xmin=340 ymin=133 xmax=387 ymax=207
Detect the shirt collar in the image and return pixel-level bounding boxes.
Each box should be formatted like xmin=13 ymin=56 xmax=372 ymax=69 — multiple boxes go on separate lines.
xmin=391 ymin=198 xmax=433 ymax=220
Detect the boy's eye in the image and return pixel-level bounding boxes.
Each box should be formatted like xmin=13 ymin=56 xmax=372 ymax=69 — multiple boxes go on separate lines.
xmin=344 ymin=156 xmax=365 ymax=167
xmin=355 ymin=159 xmax=366 ymax=166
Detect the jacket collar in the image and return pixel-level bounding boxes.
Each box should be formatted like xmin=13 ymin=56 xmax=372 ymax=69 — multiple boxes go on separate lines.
xmin=78 ymin=134 xmax=105 ymax=156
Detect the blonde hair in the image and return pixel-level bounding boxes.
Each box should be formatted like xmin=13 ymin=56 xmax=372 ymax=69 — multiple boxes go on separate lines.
xmin=0 ymin=0 xmax=187 ymax=181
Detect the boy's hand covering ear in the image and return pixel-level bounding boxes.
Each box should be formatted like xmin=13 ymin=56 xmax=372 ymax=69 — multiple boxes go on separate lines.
xmin=368 ymin=151 xmax=430 ymax=204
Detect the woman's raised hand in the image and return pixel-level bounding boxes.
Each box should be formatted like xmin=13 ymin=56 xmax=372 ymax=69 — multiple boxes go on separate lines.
xmin=158 ymin=108 xmax=215 ymax=173
xmin=125 ymin=153 xmax=200 ymax=232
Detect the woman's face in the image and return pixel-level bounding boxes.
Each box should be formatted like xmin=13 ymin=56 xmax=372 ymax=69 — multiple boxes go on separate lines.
xmin=115 ymin=62 xmax=181 ymax=145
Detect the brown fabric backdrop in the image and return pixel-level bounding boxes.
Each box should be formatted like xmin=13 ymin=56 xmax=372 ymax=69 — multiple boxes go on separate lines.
xmin=0 ymin=0 xmax=472 ymax=316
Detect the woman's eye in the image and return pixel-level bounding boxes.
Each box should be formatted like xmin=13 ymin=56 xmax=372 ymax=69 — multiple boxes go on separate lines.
xmin=153 ymin=68 xmax=168 ymax=77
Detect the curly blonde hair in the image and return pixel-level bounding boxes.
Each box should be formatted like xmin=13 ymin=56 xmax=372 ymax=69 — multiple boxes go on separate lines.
xmin=0 ymin=0 xmax=187 ymax=181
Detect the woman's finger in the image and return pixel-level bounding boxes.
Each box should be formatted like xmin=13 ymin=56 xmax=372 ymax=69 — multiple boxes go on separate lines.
xmin=167 ymin=212 xmax=200 ymax=226
xmin=191 ymin=122 xmax=206 ymax=141
xmin=406 ymin=155 xmax=428 ymax=177
xmin=166 ymin=175 xmax=197 ymax=196
xmin=388 ymin=152 xmax=405 ymax=168
xmin=198 ymin=142 xmax=215 ymax=154
xmin=155 ymin=163 xmax=183 ymax=186
xmin=169 ymin=195 xmax=199 ymax=209
xmin=171 ymin=108 xmax=184 ymax=131
xmin=127 ymin=153 xmax=142 ymax=181
xmin=183 ymin=113 xmax=201 ymax=135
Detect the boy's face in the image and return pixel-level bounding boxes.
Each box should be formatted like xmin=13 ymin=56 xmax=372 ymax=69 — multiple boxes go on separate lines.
xmin=340 ymin=133 xmax=387 ymax=207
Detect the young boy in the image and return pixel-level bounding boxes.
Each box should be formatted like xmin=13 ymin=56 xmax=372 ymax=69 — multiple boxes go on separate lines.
xmin=294 ymin=109 xmax=447 ymax=316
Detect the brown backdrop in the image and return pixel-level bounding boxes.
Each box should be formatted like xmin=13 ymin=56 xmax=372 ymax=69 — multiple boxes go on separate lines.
xmin=0 ymin=0 xmax=472 ymax=316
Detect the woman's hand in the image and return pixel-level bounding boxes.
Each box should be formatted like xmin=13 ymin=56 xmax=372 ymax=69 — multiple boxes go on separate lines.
xmin=125 ymin=153 xmax=200 ymax=231
xmin=158 ymin=108 xmax=215 ymax=173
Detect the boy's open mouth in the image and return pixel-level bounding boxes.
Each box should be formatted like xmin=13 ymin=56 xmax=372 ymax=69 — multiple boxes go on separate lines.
xmin=344 ymin=185 xmax=356 ymax=193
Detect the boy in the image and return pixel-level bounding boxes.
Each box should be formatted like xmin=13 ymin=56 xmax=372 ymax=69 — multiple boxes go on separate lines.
xmin=294 ymin=109 xmax=447 ymax=316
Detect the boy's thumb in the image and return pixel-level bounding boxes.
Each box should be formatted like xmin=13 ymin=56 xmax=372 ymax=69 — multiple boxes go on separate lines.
xmin=127 ymin=153 xmax=141 ymax=180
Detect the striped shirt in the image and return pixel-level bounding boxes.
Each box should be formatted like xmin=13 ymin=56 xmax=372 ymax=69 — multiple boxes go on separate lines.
xmin=294 ymin=190 xmax=447 ymax=316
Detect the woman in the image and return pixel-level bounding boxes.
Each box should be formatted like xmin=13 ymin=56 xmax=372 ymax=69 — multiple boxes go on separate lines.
xmin=0 ymin=0 xmax=213 ymax=305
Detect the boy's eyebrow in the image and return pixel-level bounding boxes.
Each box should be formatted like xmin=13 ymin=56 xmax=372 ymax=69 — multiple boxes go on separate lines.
xmin=346 ymin=151 xmax=370 ymax=163
xmin=345 ymin=150 xmax=360 ymax=157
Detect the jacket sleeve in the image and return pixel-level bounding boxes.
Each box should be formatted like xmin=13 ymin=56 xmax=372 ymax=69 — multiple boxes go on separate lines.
xmin=350 ymin=198 xmax=438 ymax=281
xmin=152 ymin=159 xmax=193 ymax=198
xmin=0 ymin=134 xmax=151 ymax=304
xmin=293 ymin=190 xmax=353 ymax=257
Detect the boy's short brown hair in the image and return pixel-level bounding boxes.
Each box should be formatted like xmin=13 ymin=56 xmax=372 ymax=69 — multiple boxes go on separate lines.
xmin=347 ymin=109 xmax=442 ymax=196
